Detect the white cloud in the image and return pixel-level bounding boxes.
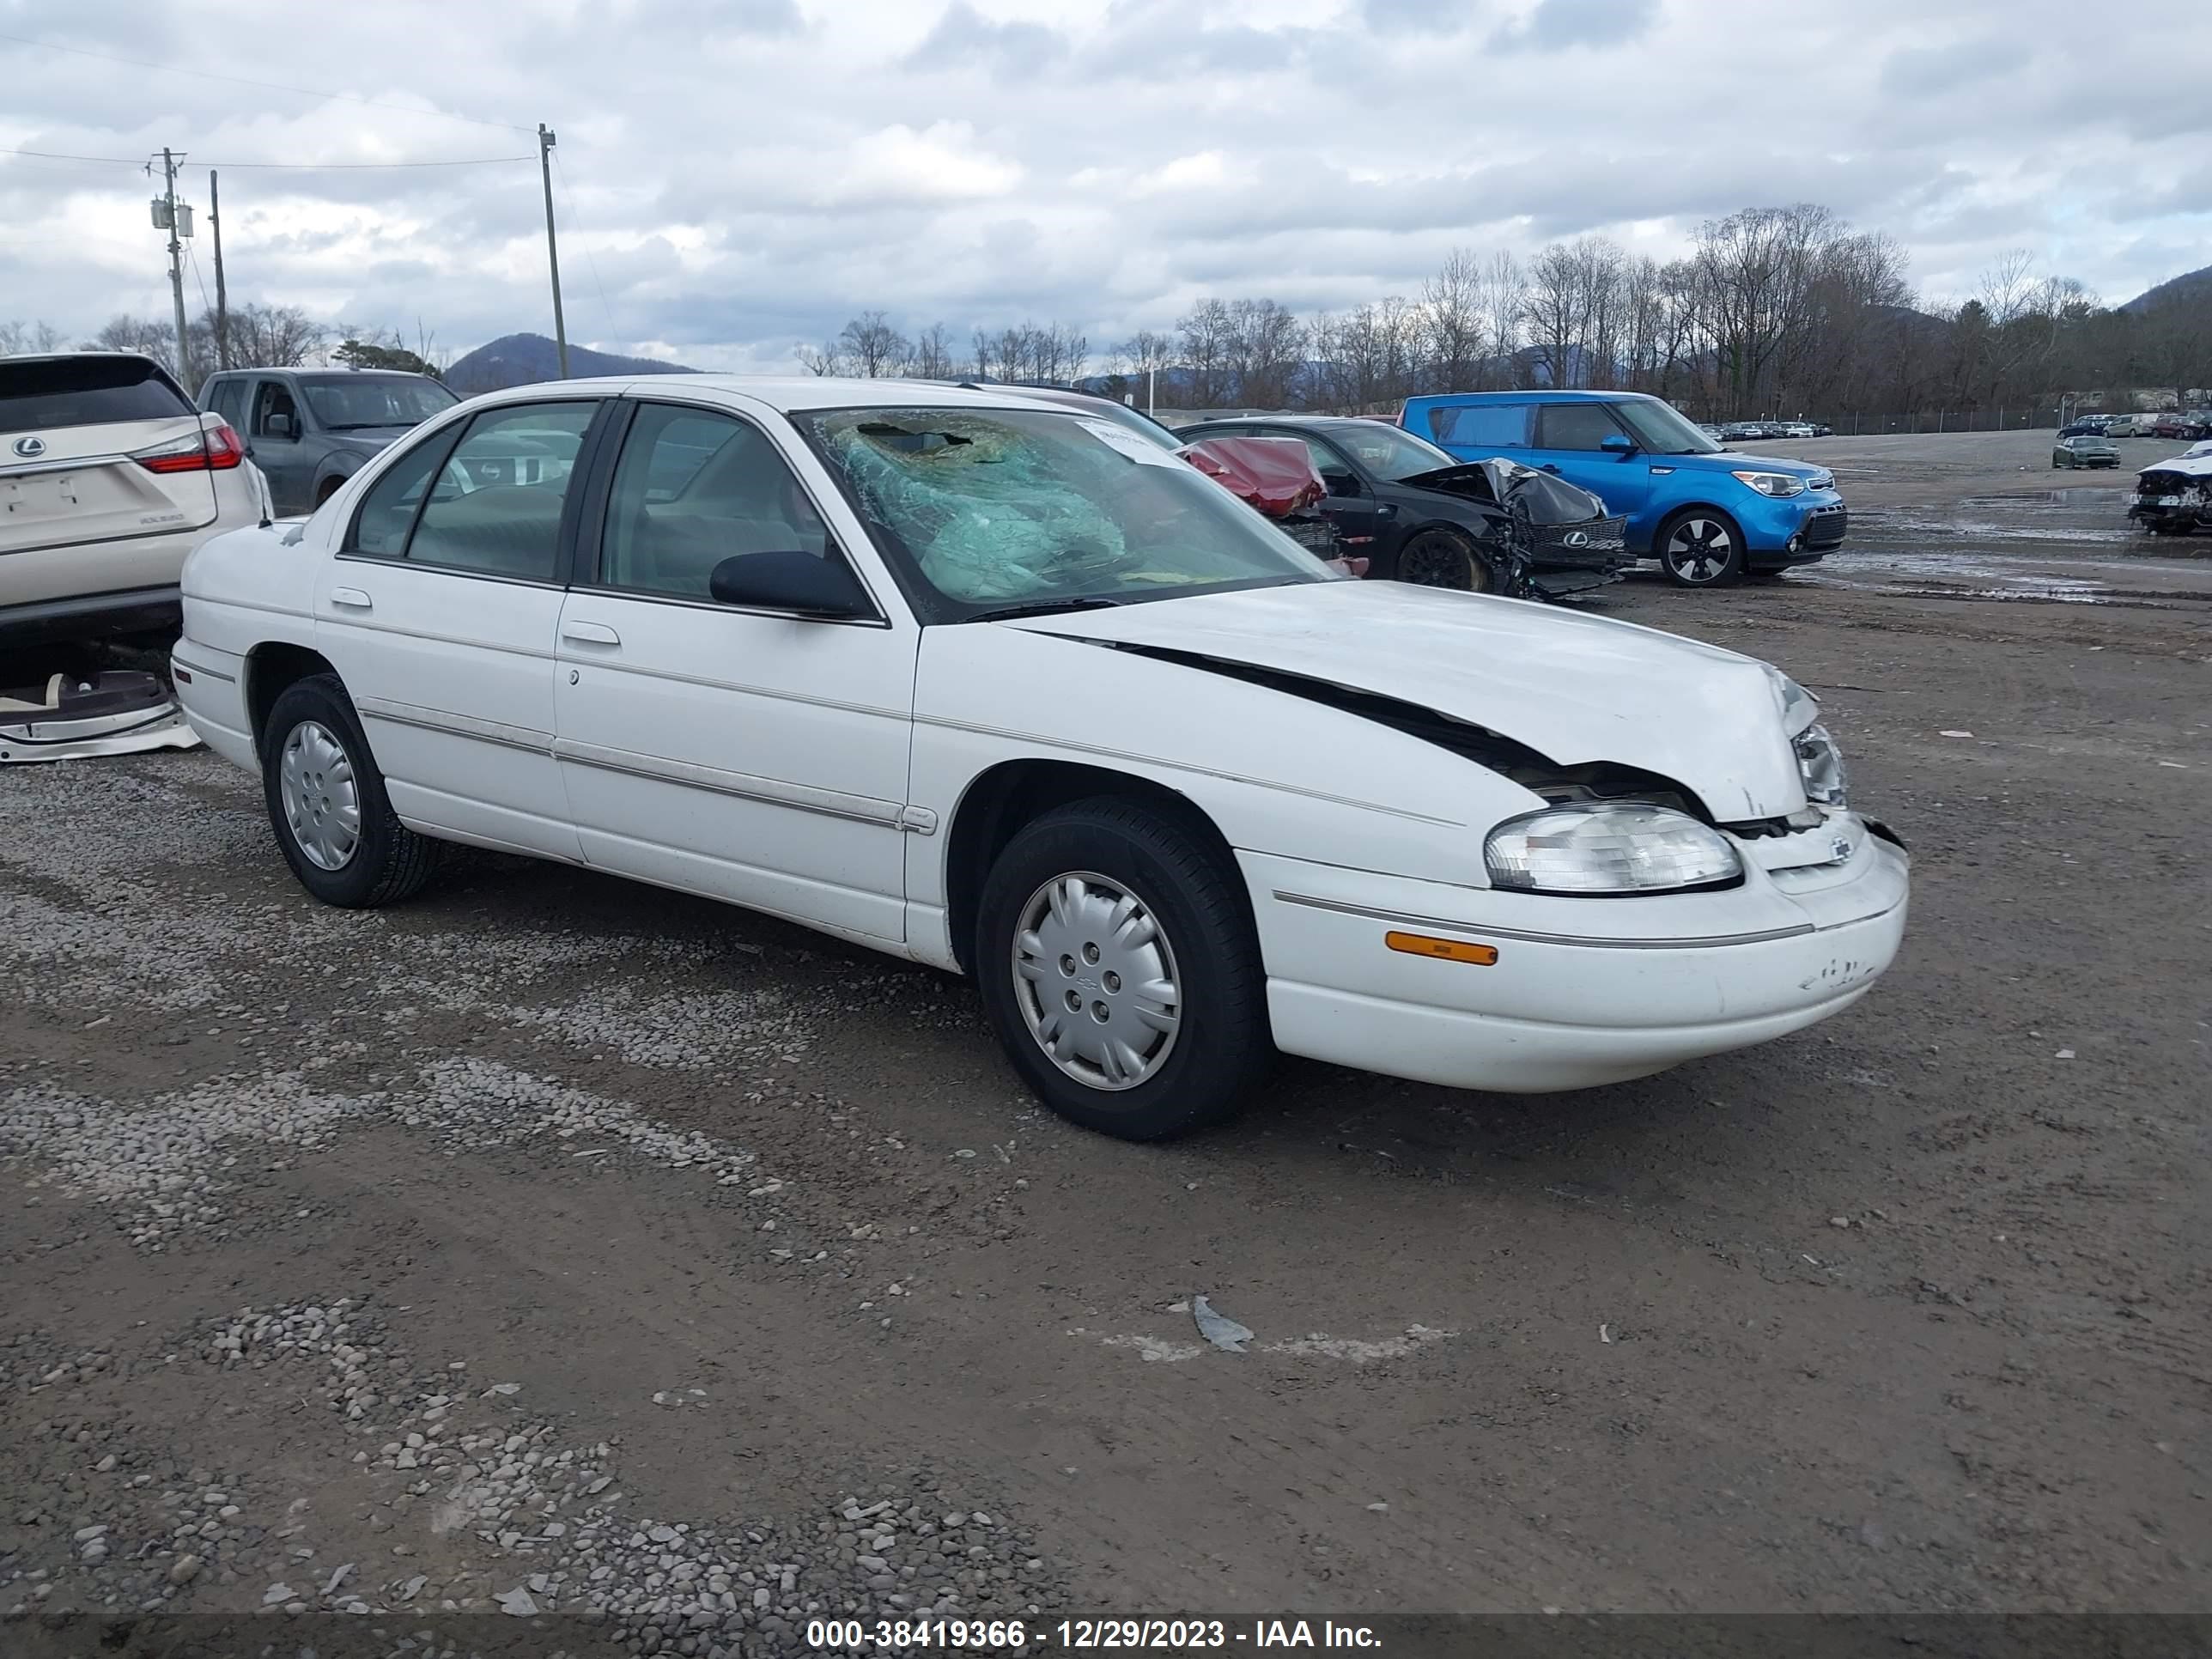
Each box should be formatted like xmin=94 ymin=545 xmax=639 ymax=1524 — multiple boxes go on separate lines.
xmin=0 ymin=0 xmax=2201 ymax=368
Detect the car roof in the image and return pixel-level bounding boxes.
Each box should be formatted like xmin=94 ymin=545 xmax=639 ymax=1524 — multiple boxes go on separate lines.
xmin=210 ymin=367 xmax=433 ymax=380
xmin=1405 ymin=389 xmax=1669 ymax=406
xmin=1179 ymin=414 xmax=1371 ymax=429
xmin=447 ymin=374 xmax=1084 ymax=416
xmin=2 ymin=349 xmax=161 ymax=368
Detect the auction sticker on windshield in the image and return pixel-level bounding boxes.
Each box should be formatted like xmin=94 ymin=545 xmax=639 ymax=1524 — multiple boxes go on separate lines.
xmin=1073 ymin=417 xmax=1180 ymax=466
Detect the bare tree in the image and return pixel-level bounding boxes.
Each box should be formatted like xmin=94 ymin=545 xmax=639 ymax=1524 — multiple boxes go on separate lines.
xmin=838 ymin=312 xmax=906 ymax=378
xmin=908 ymin=321 xmax=956 ymax=379
xmin=795 ymin=339 xmax=846 ymax=376
xmin=1420 ymin=249 xmax=1484 ymax=394
xmin=1 ymin=319 xmax=65 ymax=355
xmin=224 ymin=303 xmax=327 ymax=368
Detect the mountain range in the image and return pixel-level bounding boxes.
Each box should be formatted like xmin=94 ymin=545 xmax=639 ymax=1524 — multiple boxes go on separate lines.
xmin=444 ymin=333 xmax=697 ymax=396
xmin=2120 ymin=264 xmax=2212 ymax=314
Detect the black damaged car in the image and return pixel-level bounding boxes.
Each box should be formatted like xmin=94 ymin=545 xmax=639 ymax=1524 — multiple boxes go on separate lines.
xmin=1172 ymin=416 xmax=1629 ymax=599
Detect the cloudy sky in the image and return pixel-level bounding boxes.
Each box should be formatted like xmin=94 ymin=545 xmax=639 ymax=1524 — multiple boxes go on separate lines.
xmin=2 ymin=0 xmax=2206 ymax=371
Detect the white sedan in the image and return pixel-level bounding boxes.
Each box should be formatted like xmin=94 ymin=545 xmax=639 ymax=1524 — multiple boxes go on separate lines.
xmin=173 ymin=378 xmax=1908 ymax=1140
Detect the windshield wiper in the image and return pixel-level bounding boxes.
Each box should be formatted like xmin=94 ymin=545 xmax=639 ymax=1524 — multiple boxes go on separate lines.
xmin=961 ymin=596 xmax=1127 ymax=624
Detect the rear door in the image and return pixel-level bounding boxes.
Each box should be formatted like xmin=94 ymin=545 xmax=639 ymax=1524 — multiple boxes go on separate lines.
xmin=1526 ymin=401 xmax=1654 ymax=530
xmin=1423 ymin=400 xmax=1530 ymax=463
xmin=314 ymin=398 xmax=606 ymax=860
xmin=552 ymin=395 xmax=917 ymax=942
xmin=0 ymin=355 xmax=218 ymax=594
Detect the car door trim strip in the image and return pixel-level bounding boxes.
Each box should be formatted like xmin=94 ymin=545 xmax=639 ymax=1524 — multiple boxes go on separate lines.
xmin=560 ymin=653 xmax=907 ymax=721
xmin=325 ymin=615 xmax=559 ymax=660
xmin=1270 ymin=890 xmax=1819 ymax=949
xmin=355 ymin=696 xmax=554 ymax=756
xmin=553 ymin=738 xmax=914 ymax=830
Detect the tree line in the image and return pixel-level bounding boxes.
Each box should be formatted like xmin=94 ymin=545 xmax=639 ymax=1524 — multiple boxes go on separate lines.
xmin=1 ymin=307 xmax=445 ymax=389
xmin=803 ymin=203 xmax=2211 ymax=419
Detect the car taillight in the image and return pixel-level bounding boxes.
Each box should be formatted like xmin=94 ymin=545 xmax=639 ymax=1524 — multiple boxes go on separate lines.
xmin=134 ymin=422 xmax=246 ymax=473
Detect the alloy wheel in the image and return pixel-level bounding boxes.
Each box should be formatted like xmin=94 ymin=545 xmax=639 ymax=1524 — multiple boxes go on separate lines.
xmin=1012 ymin=872 xmax=1182 ymax=1091
xmin=279 ymin=719 xmax=362 ymax=872
xmin=1399 ymin=532 xmax=1481 ymax=590
xmin=1663 ymin=518 xmax=1736 ymax=584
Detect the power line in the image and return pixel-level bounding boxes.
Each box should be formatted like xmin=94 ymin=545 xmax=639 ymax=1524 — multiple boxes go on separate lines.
xmin=202 ymin=155 xmax=533 ymax=170
xmin=0 ymin=31 xmax=532 ymax=133
xmin=0 ymin=143 xmax=532 ymax=170
xmin=0 ymin=145 xmax=140 ymax=166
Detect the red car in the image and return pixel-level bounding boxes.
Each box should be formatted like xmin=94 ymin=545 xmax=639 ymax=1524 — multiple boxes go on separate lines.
xmin=2150 ymin=413 xmax=2211 ymax=441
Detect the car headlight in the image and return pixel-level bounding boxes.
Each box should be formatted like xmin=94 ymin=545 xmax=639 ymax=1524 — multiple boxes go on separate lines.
xmin=1770 ymin=671 xmax=1849 ymax=806
xmin=1485 ymin=803 xmax=1742 ymax=896
xmin=1733 ymin=470 xmax=1807 ymax=498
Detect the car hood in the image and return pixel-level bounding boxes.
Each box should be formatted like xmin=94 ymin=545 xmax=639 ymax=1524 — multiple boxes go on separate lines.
xmin=1000 ymin=580 xmax=1804 ymax=820
xmin=1668 ymin=450 xmax=1831 ymax=482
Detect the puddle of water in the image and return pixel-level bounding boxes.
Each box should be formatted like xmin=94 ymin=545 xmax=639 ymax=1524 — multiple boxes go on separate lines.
xmin=1959 ymin=488 xmax=2129 ymax=508
xmin=1802 ymin=549 xmax=2212 ymax=610
xmin=1853 ymin=510 xmax=2135 ymax=544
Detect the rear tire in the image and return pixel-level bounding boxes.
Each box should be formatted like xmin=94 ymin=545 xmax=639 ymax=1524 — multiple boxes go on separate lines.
xmin=974 ymin=797 xmax=1268 ymax=1141
xmin=1656 ymin=509 xmax=1747 ymax=587
xmin=260 ymin=673 xmax=438 ymax=908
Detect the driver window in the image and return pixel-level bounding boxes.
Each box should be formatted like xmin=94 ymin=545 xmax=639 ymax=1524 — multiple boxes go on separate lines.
xmin=252 ymin=380 xmax=300 ymax=441
xmin=599 ymin=404 xmax=832 ymax=600
xmin=1535 ymin=404 xmax=1627 ymax=451
xmin=1297 ymin=436 xmax=1359 ymax=495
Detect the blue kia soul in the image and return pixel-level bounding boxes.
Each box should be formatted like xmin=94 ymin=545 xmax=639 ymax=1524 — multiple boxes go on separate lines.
xmin=1399 ymin=391 xmax=1846 ymax=586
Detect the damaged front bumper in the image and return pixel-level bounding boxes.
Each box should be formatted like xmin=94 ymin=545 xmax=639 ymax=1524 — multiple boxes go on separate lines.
xmin=1 ymin=671 xmax=203 ymax=764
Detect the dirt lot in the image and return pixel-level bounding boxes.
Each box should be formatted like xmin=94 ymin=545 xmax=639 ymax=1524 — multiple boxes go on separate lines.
xmin=3 ymin=428 xmax=2208 ymax=1652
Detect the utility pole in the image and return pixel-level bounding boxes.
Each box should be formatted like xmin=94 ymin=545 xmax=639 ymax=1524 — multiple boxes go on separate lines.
xmin=210 ymin=170 xmax=229 ymax=372
xmin=537 ymin=124 xmax=568 ymax=378
xmin=161 ymin=149 xmax=191 ymax=390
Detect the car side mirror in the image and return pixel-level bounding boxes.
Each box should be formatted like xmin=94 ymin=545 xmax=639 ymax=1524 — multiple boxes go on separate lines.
xmin=1600 ymin=434 xmax=1635 ymax=455
xmin=1324 ymin=471 xmax=1363 ymax=498
xmin=266 ymin=412 xmax=295 ymax=440
xmin=708 ymin=550 xmax=871 ymax=618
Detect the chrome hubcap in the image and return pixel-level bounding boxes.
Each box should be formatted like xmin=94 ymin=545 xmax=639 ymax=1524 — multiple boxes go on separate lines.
xmin=1665 ymin=519 xmax=1733 ymax=582
xmin=1012 ymin=872 xmax=1181 ymax=1092
xmin=279 ymin=719 xmax=362 ymax=872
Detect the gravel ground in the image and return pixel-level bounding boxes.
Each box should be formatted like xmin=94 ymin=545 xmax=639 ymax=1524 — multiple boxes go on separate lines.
xmin=3 ymin=439 xmax=2209 ymax=1654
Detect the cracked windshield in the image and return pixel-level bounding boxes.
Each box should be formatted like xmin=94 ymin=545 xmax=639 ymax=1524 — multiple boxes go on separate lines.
xmin=801 ymin=406 xmax=1331 ymax=612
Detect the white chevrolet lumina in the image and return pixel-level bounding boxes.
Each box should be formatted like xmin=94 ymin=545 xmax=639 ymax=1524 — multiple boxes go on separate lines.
xmin=173 ymin=377 xmax=1907 ymax=1140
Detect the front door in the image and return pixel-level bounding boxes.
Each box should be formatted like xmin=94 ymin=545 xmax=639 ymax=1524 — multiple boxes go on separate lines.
xmin=248 ymin=378 xmax=316 ymax=514
xmin=1528 ymin=402 xmax=1654 ymax=537
xmin=553 ymin=397 xmax=916 ymax=943
xmin=1279 ymin=432 xmax=1388 ymax=556
xmin=313 ymin=399 xmax=603 ymax=860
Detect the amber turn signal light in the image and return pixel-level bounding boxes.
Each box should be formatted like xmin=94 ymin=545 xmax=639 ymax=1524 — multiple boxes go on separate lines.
xmin=1385 ymin=931 xmax=1498 ymax=966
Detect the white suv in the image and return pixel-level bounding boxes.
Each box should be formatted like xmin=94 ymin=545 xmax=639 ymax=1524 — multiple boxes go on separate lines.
xmin=1 ymin=351 xmax=269 ymax=652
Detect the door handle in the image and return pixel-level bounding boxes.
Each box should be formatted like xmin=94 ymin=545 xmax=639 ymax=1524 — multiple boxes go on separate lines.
xmin=330 ymin=587 xmax=373 ymax=610
xmin=1540 ymin=464 xmax=1562 ymax=474
xmin=561 ymin=620 xmax=621 ymax=647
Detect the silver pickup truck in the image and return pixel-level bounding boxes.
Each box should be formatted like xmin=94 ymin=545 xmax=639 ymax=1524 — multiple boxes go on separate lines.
xmin=197 ymin=367 xmax=458 ymax=516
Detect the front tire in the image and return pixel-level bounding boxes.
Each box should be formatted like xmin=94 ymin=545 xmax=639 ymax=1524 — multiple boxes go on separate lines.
xmin=1394 ymin=527 xmax=1493 ymax=593
xmin=975 ymin=798 xmax=1269 ymax=1140
xmin=1656 ymin=510 xmax=1747 ymax=587
xmin=260 ymin=673 xmax=438 ymax=908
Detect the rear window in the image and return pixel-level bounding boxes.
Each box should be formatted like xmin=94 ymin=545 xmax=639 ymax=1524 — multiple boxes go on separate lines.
xmin=2 ymin=356 xmax=193 ymax=434
xmin=1428 ymin=403 xmax=1527 ymax=448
